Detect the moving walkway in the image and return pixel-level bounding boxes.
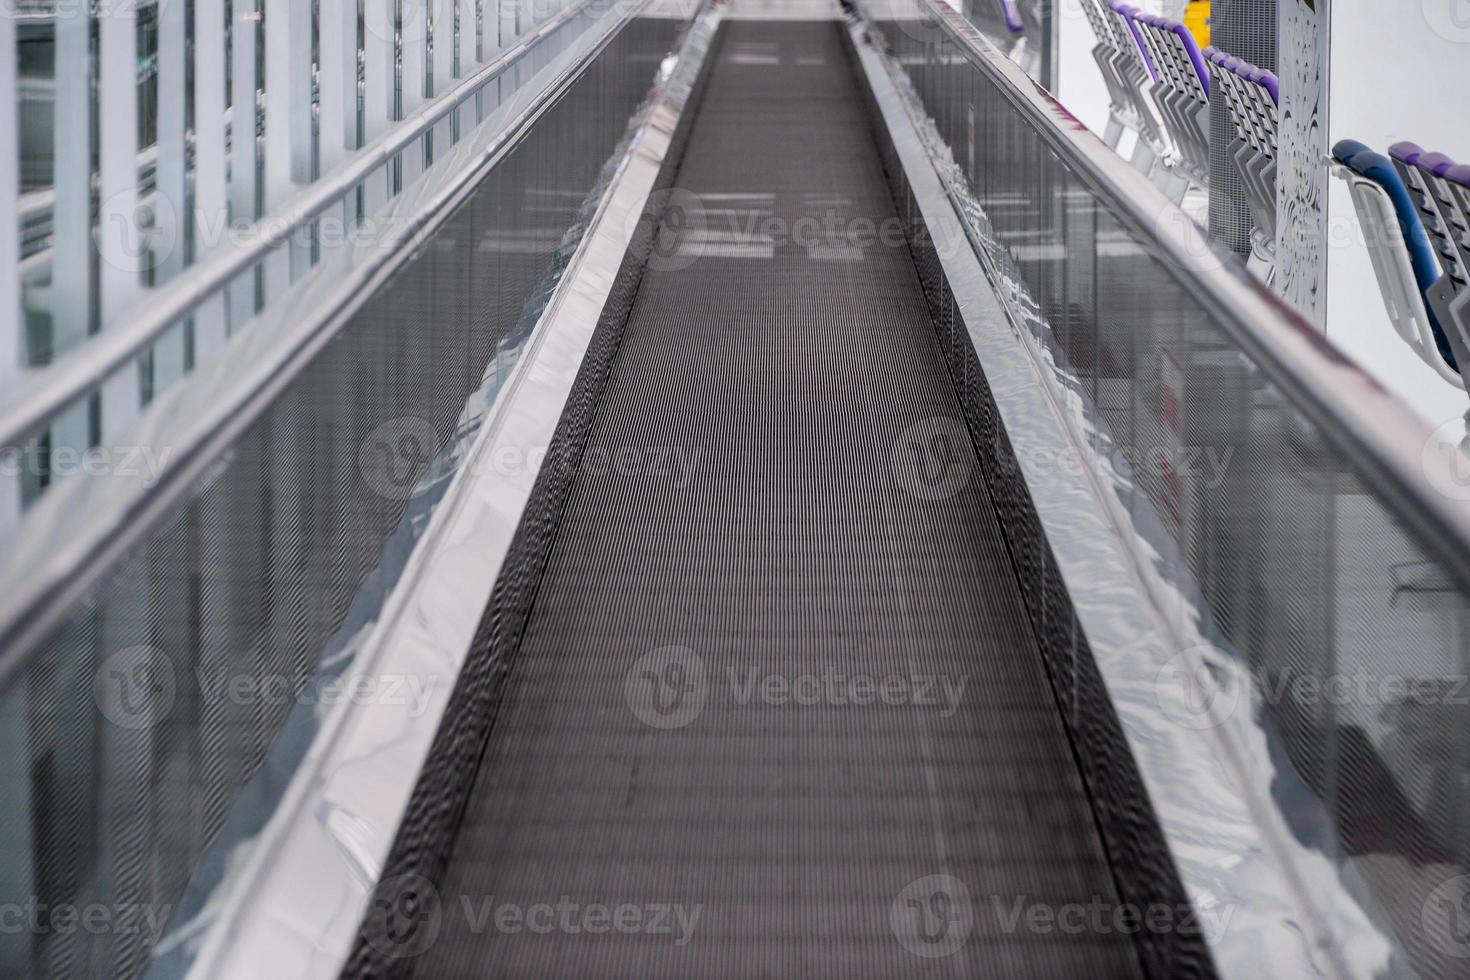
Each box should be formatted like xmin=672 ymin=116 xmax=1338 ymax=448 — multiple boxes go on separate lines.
xmin=3 ymin=2 xmax=1470 ymax=978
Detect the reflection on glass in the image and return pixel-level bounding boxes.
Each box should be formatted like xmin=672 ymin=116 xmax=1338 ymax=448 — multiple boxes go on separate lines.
xmin=0 ymin=16 xmax=681 ymax=980
xmin=871 ymin=3 xmax=1470 ymax=975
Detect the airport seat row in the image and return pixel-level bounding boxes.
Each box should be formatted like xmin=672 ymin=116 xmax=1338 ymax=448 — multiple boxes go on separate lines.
xmin=1333 ymin=140 xmax=1470 ymax=388
xmin=1091 ymin=1 xmax=1178 ymax=170
xmin=1082 ymin=6 xmax=1470 ymax=407
xmin=1124 ymin=6 xmax=1212 ymax=184
xmin=1393 ymin=144 xmax=1470 ymax=372
xmin=1076 ymin=0 xmax=1146 ymax=147
xmin=1092 ymin=5 xmax=1280 ymax=253
xmin=1204 ymin=49 xmax=1279 ymax=258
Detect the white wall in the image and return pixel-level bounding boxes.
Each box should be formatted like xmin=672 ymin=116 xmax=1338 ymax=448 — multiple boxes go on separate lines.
xmin=1055 ymin=0 xmax=1112 ymax=135
xmin=1053 ymin=0 xmax=1183 ymax=140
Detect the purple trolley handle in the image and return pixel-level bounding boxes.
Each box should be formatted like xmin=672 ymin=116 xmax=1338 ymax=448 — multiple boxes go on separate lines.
xmin=994 ymin=0 xmax=1024 ymax=33
xmin=1112 ymin=3 xmax=1159 ymax=81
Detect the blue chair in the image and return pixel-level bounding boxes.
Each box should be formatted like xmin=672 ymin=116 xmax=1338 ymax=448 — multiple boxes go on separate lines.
xmin=1391 ymin=143 xmax=1470 ymax=375
xmin=1332 ymin=139 xmax=1464 ymax=386
xmin=1450 ymin=166 xmax=1470 ymax=350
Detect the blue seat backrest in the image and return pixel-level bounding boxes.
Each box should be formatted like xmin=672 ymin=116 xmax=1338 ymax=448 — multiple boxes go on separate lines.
xmin=1335 ymin=138 xmax=1456 ymax=368
xmin=1395 ymin=146 xmax=1470 ymax=294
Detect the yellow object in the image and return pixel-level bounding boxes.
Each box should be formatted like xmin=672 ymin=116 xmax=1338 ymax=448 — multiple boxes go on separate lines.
xmin=1185 ymin=1 xmax=1211 ymax=47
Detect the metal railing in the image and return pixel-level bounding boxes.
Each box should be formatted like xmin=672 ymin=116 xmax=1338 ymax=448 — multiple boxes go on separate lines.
xmin=0 ymin=0 xmax=600 ymax=519
xmin=0 ymin=0 xmax=654 ymax=682
xmin=868 ymin=0 xmax=1470 ymax=973
xmin=898 ymin=0 xmax=1470 ymax=587
xmin=2 ymin=0 xmax=599 ymax=449
xmin=0 ymin=1 xmax=676 ymax=975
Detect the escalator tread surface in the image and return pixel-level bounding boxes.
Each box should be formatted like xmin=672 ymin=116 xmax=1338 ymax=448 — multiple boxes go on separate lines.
xmin=417 ymin=19 xmax=1143 ymax=979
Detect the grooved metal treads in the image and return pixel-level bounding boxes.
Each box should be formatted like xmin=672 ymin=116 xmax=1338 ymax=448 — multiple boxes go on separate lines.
xmin=404 ymin=20 xmax=1144 ymax=979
